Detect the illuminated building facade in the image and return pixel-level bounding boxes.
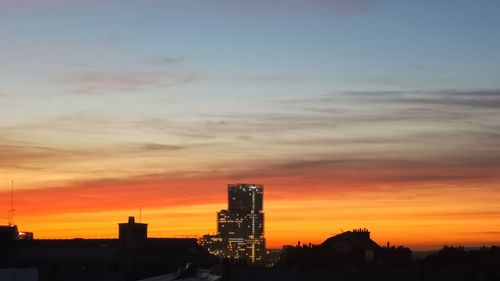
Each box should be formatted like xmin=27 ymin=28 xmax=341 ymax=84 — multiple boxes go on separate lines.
xmin=200 ymin=183 xmax=265 ymax=263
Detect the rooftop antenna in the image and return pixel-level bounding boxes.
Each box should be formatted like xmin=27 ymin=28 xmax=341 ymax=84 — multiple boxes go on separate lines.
xmin=139 ymin=208 xmax=142 ymax=223
xmin=9 ymin=180 xmax=14 ymax=226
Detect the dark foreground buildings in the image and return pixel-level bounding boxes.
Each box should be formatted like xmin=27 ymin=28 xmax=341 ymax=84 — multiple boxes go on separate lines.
xmin=2 ymin=219 xmax=500 ymax=281
xmin=279 ymin=228 xmax=412 ymax=269
xmin=200 ymin=183 xmax=265 ymax=263
xmin=0 ymin=217 xmax=215 ymax=281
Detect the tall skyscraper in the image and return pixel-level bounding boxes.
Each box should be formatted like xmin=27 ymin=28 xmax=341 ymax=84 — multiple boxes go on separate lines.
xmin=200 ymin=184 xmax=266 ymax=263
xmin=228 ymin=184 xmax=263 ymax=212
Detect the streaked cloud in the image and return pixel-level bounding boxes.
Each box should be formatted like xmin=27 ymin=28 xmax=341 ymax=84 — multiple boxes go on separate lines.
xmin=3 ymin=155 xmax=498 ymax=216
xmin=155 ymin=0 xmax=381 ymax=15
xmin=55 ymin=61 xmax=91 ymax=68
xmin=149 ymin=56 xmax=185 ymax=66
xmin=341 ymin=89 xmax=500 ymax=108
xmin=58 ymin=70 xmax=197 ymax=94
xmin=140 ymin=143 xmax=185 ymax=151
xmin=49 ymin=35 xmax=124 ymax=49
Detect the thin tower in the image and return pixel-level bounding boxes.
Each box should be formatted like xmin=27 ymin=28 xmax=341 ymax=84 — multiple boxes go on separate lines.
xmin=9 ymin=180 xmax=14 ymax=226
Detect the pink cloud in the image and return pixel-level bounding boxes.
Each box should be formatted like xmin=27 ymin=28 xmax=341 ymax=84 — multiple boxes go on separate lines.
xmin=59 ymin=71 xmax=197 ymax=94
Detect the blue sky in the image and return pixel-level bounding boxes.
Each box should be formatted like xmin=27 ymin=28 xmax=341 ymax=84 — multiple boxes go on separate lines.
xmin=1 ymin=0 xmax=500 ymax=176
xmin=2 ymin=0 xmax=500 ymax=94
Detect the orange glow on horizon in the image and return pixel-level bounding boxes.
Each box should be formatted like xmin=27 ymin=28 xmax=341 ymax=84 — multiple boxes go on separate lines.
xmin=3 ymin=175 xmax=500 ymax=251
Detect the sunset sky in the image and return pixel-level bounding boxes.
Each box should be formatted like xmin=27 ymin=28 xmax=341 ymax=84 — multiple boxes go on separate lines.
xmin=1 ymin=0 xmax=500 ymax=250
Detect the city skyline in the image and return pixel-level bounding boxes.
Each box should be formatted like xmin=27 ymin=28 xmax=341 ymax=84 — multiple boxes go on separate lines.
xmin=1 ymin=0 xmax=500 ymax=250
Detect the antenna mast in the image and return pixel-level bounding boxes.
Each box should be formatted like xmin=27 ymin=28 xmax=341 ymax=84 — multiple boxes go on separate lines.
xmin=9 ymin=180 xmax=14 ymax=226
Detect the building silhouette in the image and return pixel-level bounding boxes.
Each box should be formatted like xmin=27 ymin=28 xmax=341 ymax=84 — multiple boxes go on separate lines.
xmin=0 ymin=225 xmax=19 ymax=242
xmin=279 ymin=228 xmax=412 ymax=269
xmin=0 ymin=217 xmax=215 ymax=281
xmin=201 ymin=184 xmax=265 ymax=263
xmin=119 ymin=216 xmax=147 ymax=247
xmin=319 ymin=228 xmax=381 ymax=264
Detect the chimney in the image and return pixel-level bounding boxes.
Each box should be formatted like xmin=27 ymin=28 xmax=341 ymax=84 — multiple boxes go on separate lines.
xmin=128 ymin=216 xmax=135 ymax=224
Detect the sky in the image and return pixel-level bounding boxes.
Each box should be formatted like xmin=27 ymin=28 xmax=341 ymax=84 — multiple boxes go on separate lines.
xmin=1 ymin=0 xmax=500 ymax=250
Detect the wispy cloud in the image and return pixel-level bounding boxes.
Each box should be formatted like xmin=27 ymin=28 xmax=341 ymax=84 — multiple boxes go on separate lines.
xmin=275 ymin=89 xmax=500 ymax=135
xmin=0 ymin=144 xmax=62 ymax=168
xmin=0 ymin=138 xmax=188 ymax=172
xmin=59 ymin=70 xmax=197 ymax=94
xmin=1 ymin=0 xmax=381 ymax=15
xmin=138 ymin=143 xmax=185 ymax=151
xmin=306 ymin=0 xmax=380 ymax=13
xmin=3 ymin=88 xmax=499 ymax=199
xmin=477 ymin=231 xmax=500 ymax=235
xmin=49 ymin=35 xmax=124 ymax=49
xmin=149 ymin=56 xmax=185 ymax=66
xmin=341 ymin=89 xmax=500 ymax=109
xmin=217 ymin=158 xmax=500 ymax=188
xmin=3 ymin=155 xmax=499 ymax=216
xmin=157 ymin=0 xmax=381 ymax=15
xmin=282 ymin=89 xmax=500 ymax=109
xmin=209 ymin=74 xmax=300 ymax=85
xmin=55 ymin=61 xmax=91 ymax=68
